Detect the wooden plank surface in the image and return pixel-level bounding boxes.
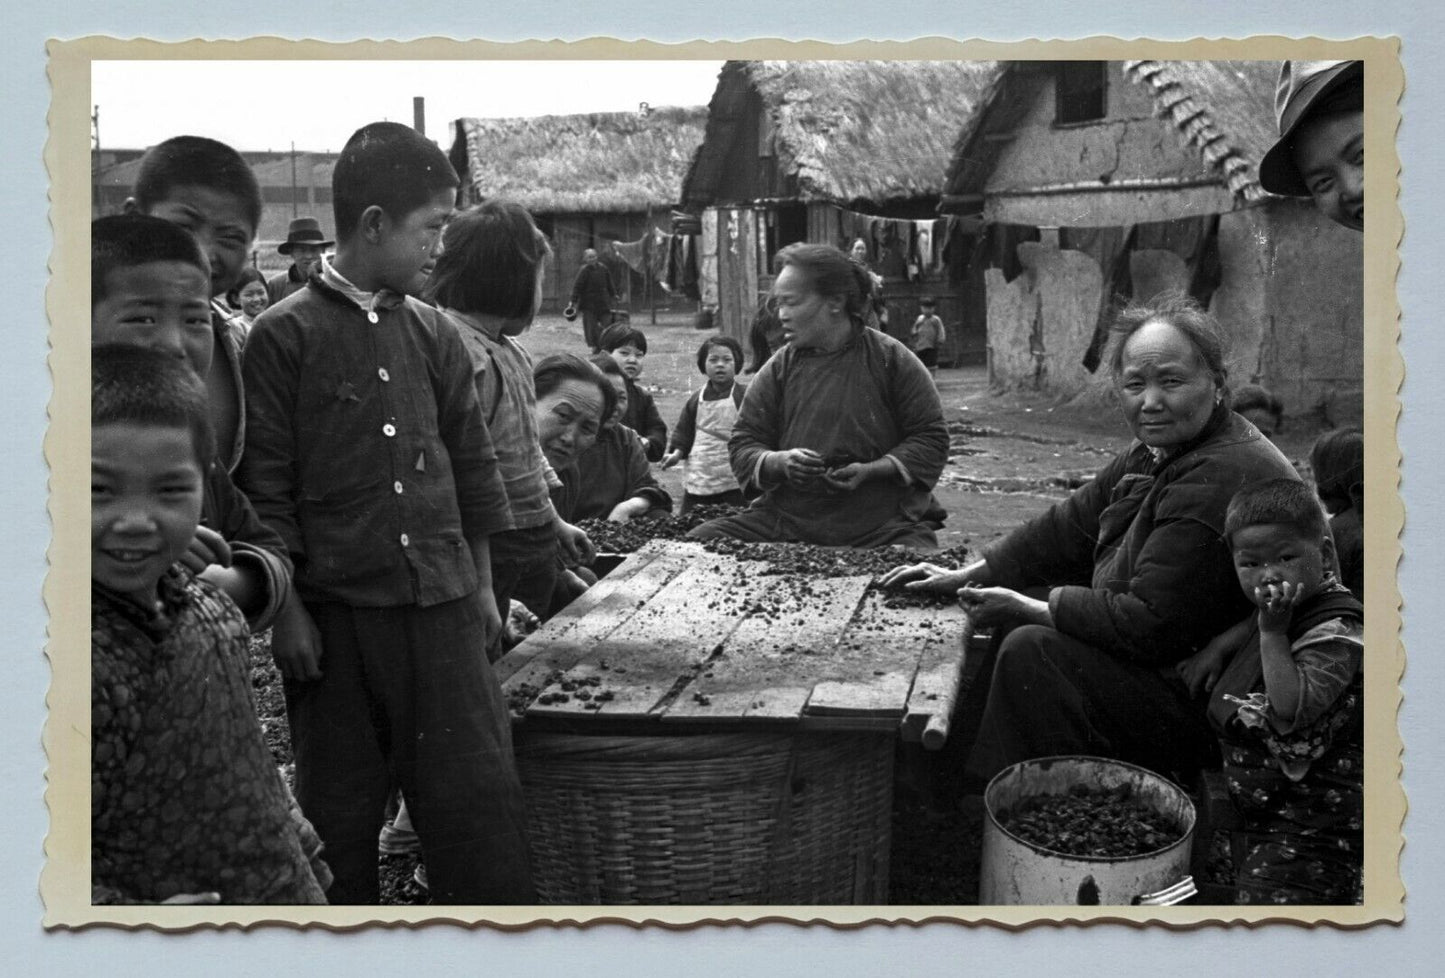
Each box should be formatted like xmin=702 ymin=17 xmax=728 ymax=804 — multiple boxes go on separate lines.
xmin=502 ymin=540 xmax=972 ymax=735
xmin=804 ymin=590 xmax=958 ymax=723
xmin=661 ymin=573 xmax=874 ymax=725
xmin=522 ymin=555 xmax=777 ymax=721
xmin=497 ymin=543 xmax=694 ymax=711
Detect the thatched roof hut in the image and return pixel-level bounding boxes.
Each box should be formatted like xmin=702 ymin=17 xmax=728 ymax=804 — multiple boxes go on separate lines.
xmin=682 ymin=60 xmax=1001 ymax=210
xmin=450 ymin=106 xmax=709 ymax=215
xmin=1122 ymin=60 xmax=1280 ymax=206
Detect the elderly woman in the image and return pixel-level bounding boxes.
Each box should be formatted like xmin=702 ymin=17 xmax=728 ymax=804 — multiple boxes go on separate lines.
xmin=883 ymin=293 xmax=1298 ymax=784
xmin=692 ymin=243 xmax=949 ymax=548
xmin=550 ymin=354 xmax=672 ymax=523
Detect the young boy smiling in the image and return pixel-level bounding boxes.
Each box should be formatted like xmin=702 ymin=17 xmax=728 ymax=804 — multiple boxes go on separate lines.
xmin=91 ymin=345 xmax=328 ymax=905
xmin=238 ymin=122 xmax=532 ymax=905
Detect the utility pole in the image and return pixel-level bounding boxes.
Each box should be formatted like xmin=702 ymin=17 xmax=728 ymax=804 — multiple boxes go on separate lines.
xmin=290 ymin=141 xmax=298 ymax=219
xmin=91 ymin=105 xmax=100 ymax=216
xmin=413 ymin=97 xmax=426 ymax=137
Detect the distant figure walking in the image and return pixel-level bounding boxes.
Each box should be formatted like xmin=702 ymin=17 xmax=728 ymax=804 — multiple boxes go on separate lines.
xmin=566 ymin=247 xmax=617 ymax=353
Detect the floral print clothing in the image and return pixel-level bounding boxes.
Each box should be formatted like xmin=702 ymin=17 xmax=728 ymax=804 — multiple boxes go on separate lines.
xmin=1212 ymin=583 xmax=1364 ymax=905
xmin=92 ymin=568 xmax=329 ymax=904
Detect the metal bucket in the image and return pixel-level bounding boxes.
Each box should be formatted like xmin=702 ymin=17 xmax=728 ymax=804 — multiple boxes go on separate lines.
xmin=980 ymin=756 xmax=1197 ymax=906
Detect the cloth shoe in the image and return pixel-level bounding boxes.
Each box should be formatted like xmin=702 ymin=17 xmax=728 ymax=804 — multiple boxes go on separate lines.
xmin=378 ymin=818 xmax=421 ymax=856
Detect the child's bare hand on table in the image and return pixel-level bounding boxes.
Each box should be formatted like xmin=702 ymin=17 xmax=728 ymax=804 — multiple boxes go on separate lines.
xmin=555 ymin=519 xmax=595 ymax=564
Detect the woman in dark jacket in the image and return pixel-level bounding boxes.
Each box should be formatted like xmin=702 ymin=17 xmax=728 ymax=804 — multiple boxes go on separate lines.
xmin=884 ymin=293 xmax=1299 ymax=785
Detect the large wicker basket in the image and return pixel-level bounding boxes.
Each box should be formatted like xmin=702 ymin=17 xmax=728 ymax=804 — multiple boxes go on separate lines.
xmin=514 ymin=728 xmax=894 ymax=904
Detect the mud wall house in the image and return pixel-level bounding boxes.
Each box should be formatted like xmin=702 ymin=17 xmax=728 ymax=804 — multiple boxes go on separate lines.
xmin=679 ymin=60 xmax=1000 ymax=364
xmin=449 ymin=107 xmax=708 ymax=313
xmin=940 ymin=60 xmax=1363 ymax=423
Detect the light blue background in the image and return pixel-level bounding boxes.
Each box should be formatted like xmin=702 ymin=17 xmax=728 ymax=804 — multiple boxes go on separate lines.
xmin=6 ymin=3 xmax=1440 ymax=974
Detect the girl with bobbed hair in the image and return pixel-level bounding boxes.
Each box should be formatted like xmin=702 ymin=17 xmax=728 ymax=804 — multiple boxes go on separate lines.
xmin=426 ymin=200 xmax=596 ymax=642
xmin=691 ymin=242 xmax=949 ymax=548
xmin=883 ymin=292 xmax=1301 ymax=792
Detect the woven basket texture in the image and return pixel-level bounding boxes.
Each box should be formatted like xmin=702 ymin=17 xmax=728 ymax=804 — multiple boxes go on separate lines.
xmin=515 ymin=729 xmax=894 ymax=904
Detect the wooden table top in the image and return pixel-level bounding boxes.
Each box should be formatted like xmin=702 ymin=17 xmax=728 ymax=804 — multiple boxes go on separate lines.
xmin=498 ymin=540 xmax=971 ymax=743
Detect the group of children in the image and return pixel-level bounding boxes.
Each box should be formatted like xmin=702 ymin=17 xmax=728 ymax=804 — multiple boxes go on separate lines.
xmin=87 ymin=118 xmax=768 ymax=906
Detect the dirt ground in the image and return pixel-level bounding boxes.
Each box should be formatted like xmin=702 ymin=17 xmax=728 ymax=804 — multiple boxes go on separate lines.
xmin=253 ymin=307 xmax=1325 ymax=906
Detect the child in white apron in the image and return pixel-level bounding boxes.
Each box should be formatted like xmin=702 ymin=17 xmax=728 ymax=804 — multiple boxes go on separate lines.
xmin=662 ymin=336 xmax=750 ymax=515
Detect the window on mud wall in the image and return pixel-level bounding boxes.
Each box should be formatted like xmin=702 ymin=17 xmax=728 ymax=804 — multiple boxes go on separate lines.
xmin=1055 ymin=61 xmax=1108 ymax=125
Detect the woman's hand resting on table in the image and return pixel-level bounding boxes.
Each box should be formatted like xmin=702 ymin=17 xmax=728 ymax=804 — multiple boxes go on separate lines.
xmin=879 ymin=558 xmax=992 ymax=595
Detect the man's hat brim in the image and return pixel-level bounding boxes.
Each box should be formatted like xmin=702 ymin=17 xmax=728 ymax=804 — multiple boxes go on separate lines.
xmin=1258 ymin=61 xmax=1363 ymax=197
xmin=278 ymin=235 xmax=334 ymax=255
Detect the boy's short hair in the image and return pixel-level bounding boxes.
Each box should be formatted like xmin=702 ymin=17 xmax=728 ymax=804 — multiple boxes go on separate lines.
xmin=422 ymin=200 xmax=551 ymax=319
xmin=1224 ymin=478 xmax=1327 ymax=546
xmin=332 ymin=122 xmax=459 ymax=243
xmin=600 ymin=323 xmax=648 ymax=355
xmin=92 ymin=343 xmax=215 ymax=467
xmin=919 ymin=296 xmax=937 ymax=308
xmin=92 ymin=214 xmax=210 ymax=306
xmin=696 ymin=335 xmax=744 ymax=374
xmin=1310 ymin=427 xmax=1365 ymax=512
xmin=132 ymin=136 xmax=262 ymax=235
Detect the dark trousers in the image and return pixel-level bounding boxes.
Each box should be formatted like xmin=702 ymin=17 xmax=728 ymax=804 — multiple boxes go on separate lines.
xmin=286 ymin=597 xmax=535 ymax=904
xmin=962 ymin=624 xmax=1217 ymax=787
xmin=581 ymin=307 xmax=611 ymax=353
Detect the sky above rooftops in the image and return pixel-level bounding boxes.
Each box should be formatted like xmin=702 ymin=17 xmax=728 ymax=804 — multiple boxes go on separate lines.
xmin=92 ymin=60 xmax=726 ymax=153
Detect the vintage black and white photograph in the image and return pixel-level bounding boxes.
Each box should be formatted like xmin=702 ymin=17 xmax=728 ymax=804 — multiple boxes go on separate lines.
xmin=47 ymin=38 xmax=1401 ymax=926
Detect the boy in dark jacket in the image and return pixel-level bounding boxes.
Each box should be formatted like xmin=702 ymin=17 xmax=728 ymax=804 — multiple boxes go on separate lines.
xmin=238 ymin=122 xmax=533 ymax=905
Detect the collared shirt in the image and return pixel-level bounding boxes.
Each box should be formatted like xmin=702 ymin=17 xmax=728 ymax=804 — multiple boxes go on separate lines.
xmin=238 ymin=264 xmax=511 ymax=608
xmin=441 ymin=307 xmax=557 ymax=531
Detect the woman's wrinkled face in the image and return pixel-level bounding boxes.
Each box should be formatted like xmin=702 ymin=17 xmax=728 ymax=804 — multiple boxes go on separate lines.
xmin=1291 ymin=109 xmax=1364 ymax=232
xmin=1116 ymin=320 xmax=1220 ymax=449
xmin=770 ymin=264 xmax=840 ymax=351
xmin=850 ymin=239 xmax=868 ymax=263
xmin=535 ymin=378 xmax=604 ymax=469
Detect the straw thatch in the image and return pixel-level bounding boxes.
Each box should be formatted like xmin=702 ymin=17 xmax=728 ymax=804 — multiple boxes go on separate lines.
xmin=1122 ymin=60 xmax=1280 ymax=205
xmin=451 ymin=106 xmax=709 ymax=215
xmin=683 ymin=60 xmax=1001 ymax=208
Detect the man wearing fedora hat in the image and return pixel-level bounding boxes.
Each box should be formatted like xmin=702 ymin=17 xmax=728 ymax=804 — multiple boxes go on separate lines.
xmin=266 ymin=216 xmax=335 ymax=305
xmin=1259 ymin=60 xmax=1364 ymax=232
